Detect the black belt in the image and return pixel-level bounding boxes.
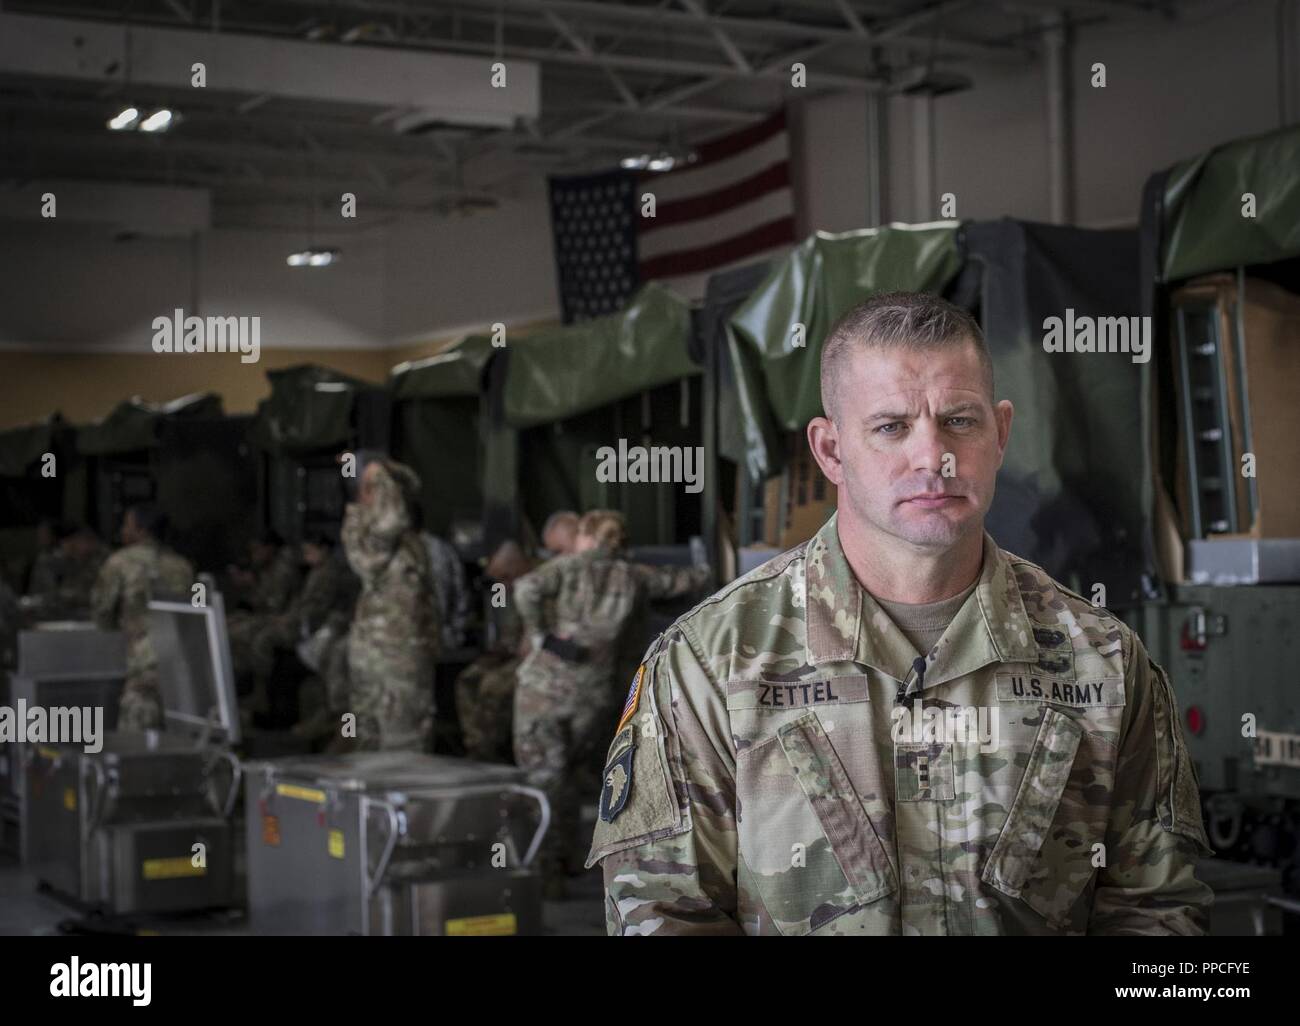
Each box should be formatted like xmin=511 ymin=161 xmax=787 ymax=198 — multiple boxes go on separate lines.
xmin=542 ymin=634 xmax=590 ymax=664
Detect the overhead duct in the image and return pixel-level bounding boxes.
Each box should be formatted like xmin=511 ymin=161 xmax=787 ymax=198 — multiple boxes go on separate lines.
xmin=0 ymin=12 xmax=539 ymax=129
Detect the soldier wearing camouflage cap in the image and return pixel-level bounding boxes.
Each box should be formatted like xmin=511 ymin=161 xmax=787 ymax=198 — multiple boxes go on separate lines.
xmin=92 ymin=504 xmax=195 ymax=730
xmin=340 ymin=456 xmax=440 ymax=752
xmin=588 ymin=291 xmax=1213 ymax=936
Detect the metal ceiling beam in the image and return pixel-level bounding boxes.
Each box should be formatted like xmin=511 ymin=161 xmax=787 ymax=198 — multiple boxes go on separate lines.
xmin=541 ymin=8 xmax=641 ymax=108
xmin=677 ymin=0 xmax=754 ymax=73
xmin=546 ymin=0 xmax=974 ymax=144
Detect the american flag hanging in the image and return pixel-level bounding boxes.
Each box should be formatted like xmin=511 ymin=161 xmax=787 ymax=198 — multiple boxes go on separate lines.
xmin=548 ymin=109 xmax=798 ymax=323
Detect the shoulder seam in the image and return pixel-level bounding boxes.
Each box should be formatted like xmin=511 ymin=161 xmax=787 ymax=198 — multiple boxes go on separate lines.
xmin=675 ymin=542 xmax=806 ymax=628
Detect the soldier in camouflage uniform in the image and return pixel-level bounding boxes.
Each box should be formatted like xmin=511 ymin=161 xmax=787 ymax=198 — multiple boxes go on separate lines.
xmin=91 ymin=504 xmax=195 ymax=731
xmin=514 ymin=510 xmax=711 ymax=888
xmin=28 ymin=524 xmax=107 ymax=619
xmin=589 ymin=292 xmax=1212 ymax=935
xmin=227 ymin=533 xmax=302 ymax=711
xmin=455 ymin=541 xmax=534 ymax=762
xmin=249 ymin=534 xmax=359 ymax=726
xmin=341 ymin=457 xmax=440 ymax=752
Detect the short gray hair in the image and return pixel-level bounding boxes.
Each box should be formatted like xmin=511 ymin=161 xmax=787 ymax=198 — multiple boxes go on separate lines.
xmin=819 ymin=291 xmax=991 ymax=421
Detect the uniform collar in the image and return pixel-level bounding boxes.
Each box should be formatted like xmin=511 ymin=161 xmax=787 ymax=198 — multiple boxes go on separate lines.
xmin=804 ymin=512 xmax=1037 ymax=686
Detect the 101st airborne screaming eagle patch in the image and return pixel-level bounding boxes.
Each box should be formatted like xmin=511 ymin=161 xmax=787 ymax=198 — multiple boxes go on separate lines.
xmin=599 ymin=726 xmax=636 ymax=822
xmin=600 ymin=663 xmax=647 ymax=823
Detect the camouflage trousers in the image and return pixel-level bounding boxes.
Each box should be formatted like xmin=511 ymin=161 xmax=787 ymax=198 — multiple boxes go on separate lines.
xmin=119 ymin=637 xmax=164 ymax=731
xmin=118 ymin=669 xmax=163 ymax=731
xmin=346 ymin=638 xmax=433 ymax=753
xmin=455 ymin=653 xmax=520 ymax=762
xmin=513 ymin=649 xmax=617 ymax=878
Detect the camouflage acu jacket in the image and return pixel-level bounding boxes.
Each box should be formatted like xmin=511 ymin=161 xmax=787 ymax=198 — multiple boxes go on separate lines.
xmin=587 ymin=514 xmax=1214 ymax=936
xmin=514 ymin=549 xmax=711 ymax=670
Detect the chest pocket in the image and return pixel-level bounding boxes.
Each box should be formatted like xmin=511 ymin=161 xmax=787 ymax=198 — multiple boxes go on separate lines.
xmin=730 ymin=678 xmax=896 ymax=936
xmin=981 ymin=706 xmax=1117 ymax=930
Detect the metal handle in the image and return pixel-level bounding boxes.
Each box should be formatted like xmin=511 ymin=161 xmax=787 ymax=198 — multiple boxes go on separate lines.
xmin=213 ymin=750 xmax=243 ymax=819
xmin=505 ymin=784 xmax=551 ymax=869
xmin=85 ymin=759 xmax=111 ymax=836
xmin=366 ymin=799 xmax=402 ymax=897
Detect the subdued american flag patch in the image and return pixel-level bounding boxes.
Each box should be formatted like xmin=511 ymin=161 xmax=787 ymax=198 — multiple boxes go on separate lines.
xmin=616 ymin=663 xmax=646 ymax=733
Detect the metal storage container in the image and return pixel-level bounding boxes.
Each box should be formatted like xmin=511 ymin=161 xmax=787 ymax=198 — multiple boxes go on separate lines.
xmin=244 ymin=752 xmax=549 ymax=936
xmin=7 ymin=625 xmax=126 ymax=861
xmin=23 ymin=590 xmax=242 ymax=916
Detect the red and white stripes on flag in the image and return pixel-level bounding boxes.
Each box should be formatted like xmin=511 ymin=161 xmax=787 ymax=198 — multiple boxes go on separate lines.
xmin=637 ymin=109 xmax=797 ymax=301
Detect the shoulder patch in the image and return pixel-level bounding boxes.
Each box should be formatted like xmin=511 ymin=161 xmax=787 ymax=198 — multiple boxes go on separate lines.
xmin=585 ymin=653 xmax=686 ymax=866
xmin=615 ymin=664 xmax=645 ymax=735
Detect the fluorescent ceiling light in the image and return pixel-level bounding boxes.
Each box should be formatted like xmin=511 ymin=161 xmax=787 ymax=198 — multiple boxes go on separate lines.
xmin=139 ymin=109 xmax=174 ymax=133
xmin=107 ymin=107 xmax=139 ymax=131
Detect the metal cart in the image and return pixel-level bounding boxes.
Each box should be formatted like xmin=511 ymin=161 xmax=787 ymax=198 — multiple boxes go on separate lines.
xmin=244 ymin=752 xmax=549 ymax=935
xmin=22 ymin=590 xmax=242 ymax=915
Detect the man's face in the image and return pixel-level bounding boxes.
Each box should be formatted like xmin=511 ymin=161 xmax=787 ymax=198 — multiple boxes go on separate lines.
xmin=250 ymin=542 xmax=275 ymax=567
xmin=359 ymin=463 xmax=382 ymax=507
xmin=302 ymin=543 xmax=325 ymax=567
xmin=543 ymin=521 xmax=576 ymax=555
xmin=808 ymin=341 xmax=1013 ymax=553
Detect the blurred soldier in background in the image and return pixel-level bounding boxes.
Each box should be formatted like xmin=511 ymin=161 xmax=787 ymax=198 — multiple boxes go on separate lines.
xmin=227 ymin=531 xmax=303 ymax=715
xmin=91 ymin=503 xmax=195 ymax=730
xmin=249 ymin=533 xmax=359 ymax=730
xmin=512 ymin=509 xmax=711 ymax=893
xmin=422 ymin=528 xmax=469 ymax=652
xmin=27 ymin=523 xmax=106 ymax=618
xmin=229 ymin=531 xmax=301 ymax=616
xmin=455 ymin=540 xmax=535 ymax=762
xmin=23 ymin=517 xmax=60 ymax=596
xmin=341 ymin=456 xmax=440 ymax=752
xmin=540 ymin=510 xmax=579 ymax=558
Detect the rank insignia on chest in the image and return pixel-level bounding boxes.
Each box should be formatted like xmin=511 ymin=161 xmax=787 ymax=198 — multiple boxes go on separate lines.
xmin=599 ymin=728 xmax=637 ymax=823
xmin=616 ymin=663 xmax=646 ymax=734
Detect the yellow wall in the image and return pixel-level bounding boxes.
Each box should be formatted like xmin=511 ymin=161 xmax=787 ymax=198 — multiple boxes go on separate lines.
xmin=0 ymin=318 xmax=556 ymax=430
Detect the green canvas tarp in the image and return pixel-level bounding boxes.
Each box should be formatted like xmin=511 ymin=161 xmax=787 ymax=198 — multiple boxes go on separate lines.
xmin=391 ymin=334 xmax=497 ymax=400
xmin=252 ymin=365 xmax=374 ymax=453
xmin=0 ymin=419 xmax=59 ymax=477
xmin=1161 ymin=122 xmax=1300 ymax=282
xmin=76 ymin=393 xmax=223 ymax=455
xmin=390 ymin=338 xmax=497 ymax=535
xmin=502 ymin=283 xmax=695 ymax=428
xmin=725 ymin=222 xmax=963 ymax=478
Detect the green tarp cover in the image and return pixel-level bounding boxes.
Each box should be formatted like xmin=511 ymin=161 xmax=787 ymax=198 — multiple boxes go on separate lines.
xmin=396 ymin=397 xmax=482 ymax=535
xmin=76 ymin=393 xmax=223 ymax=455
xmin=1162 ymin=123 xmax=1300 ymax=282
xmin=0 ymin=420 xmax=57 ymax=477
xmin=253 ymin=364 xmax=372 ymax=453
xmin=965 ymin=219 xmax=1149 ymax=603
xmin=391 ymin=334 xmax=497 ymax=400
xmin=726 ymin=223 xmax=963 ymax=478
xmin=503 ymin=283 xmax=696 ymax=429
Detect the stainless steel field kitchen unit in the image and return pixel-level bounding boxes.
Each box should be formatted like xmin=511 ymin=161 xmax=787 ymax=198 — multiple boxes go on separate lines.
xmin=244 ymin=752 xmax=549 ymax=935
xmin=23 ymin=590 xmax=241 ymax=915
xmin=7 ymin=625 xmax=126 ymax=862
